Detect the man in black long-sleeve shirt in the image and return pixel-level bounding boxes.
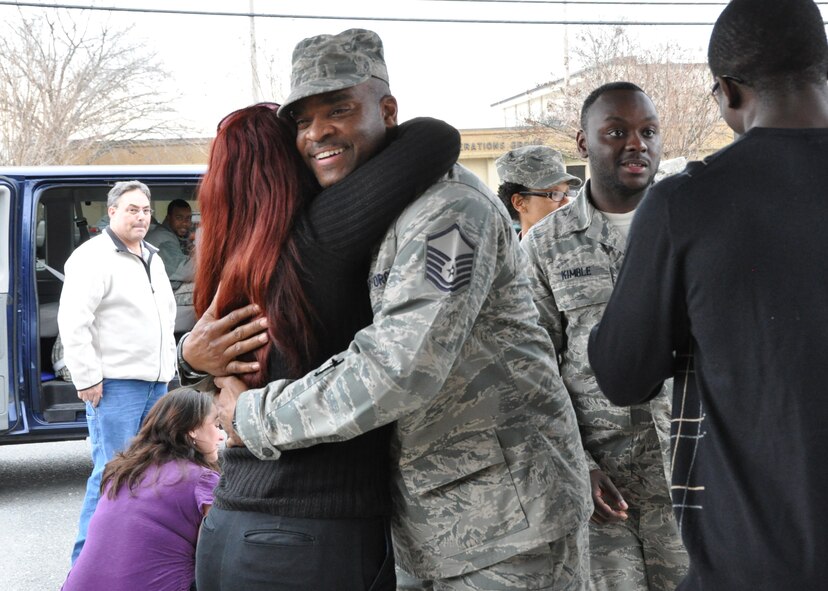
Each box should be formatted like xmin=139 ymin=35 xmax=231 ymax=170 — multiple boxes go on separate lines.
xmin=588 ymin=0 xmax=828 ymax=589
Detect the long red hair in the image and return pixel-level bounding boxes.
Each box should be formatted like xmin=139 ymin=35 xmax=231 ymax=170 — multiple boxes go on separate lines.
xmin=194 ymin=105 xmax=316 ymax=386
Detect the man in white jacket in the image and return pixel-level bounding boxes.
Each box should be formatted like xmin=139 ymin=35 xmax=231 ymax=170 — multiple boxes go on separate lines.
xmin=58 ymin=180 xmax=177 ymax=564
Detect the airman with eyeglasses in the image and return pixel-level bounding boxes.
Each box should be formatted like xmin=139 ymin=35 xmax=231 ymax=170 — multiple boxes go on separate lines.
xmin=495 ymin=145 xmax=582 ymax=237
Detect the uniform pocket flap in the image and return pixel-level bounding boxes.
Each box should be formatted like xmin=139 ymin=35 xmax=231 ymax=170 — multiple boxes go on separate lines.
xmin=401 ymin=429 xmax=505 ymax=496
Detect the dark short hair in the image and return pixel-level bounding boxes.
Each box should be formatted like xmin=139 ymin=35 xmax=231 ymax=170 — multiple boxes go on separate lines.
xmin=167 ymin=199 xmax=191 ymax=217
xmin=580 ymin=82 xmax=646 ymax=131
xmin=708 ymin=0 xmax=828 ymax=93
xmin=497 ymin=181 xmax=526 ymax=221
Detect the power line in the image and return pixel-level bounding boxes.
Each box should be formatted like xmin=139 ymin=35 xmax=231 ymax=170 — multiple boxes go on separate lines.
xmin=419 ymin=0 xmax=828 ymax=4
xmin=422 ymin=0 xmax=729 ymax=5
xmin=3 ymin=1 xmax=827 ymax=25
xmin=0 ymin=1 xmax=737 ymax=26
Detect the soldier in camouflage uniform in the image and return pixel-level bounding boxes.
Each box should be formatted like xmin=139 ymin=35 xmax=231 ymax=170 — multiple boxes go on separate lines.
xmin=197 ymin=28 xmax=593 ymax=591
xmin=520 ymin=83 xmax=688 ymax=591
xmin=495 ymin=145 xmax=581 ymax=238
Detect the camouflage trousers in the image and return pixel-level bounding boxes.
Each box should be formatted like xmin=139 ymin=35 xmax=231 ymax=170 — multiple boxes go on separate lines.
xmin=588 ymin=429 xmax=688 ymax=591
xmin=397 ymin=522 xmax=589 ymax=591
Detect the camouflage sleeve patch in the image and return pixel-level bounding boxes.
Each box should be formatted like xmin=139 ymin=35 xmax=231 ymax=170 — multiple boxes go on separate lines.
xmin=425 ymin=223 xmax=476 ymax=293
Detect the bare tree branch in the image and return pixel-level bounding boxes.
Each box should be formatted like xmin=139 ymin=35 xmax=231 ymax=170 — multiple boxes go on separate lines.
xmin=0 ymin=8 xmax=191 ymax=165
xmin=528 ymin=27 xmax=722 ymax=160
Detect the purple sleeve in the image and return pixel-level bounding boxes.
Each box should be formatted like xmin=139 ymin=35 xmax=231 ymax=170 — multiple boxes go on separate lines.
xmin=194 ymin=468 xmax=220 ymax=513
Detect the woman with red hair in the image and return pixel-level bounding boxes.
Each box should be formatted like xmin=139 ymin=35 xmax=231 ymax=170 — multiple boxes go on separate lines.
xmin=191 ymin=103 xmax=459 ymax=590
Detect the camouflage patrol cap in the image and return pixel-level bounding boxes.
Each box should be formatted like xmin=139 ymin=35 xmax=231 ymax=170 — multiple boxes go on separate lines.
xmin=496 ymin=145 xmax=582 ymax=189
xmin=278 ymin=28 xmax=389 ymax=117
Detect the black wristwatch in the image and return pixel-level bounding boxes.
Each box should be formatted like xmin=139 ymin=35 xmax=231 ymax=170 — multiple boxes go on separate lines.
xmin=177 ymin=332 xmax=210 ymax=381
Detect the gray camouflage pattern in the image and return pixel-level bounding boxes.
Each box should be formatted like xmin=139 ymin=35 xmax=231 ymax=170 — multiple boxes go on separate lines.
xmin=235 ymin=164 xmax=592 ymax=580
xmin=425 ymin=523 xmax=589 ymax=590
xmin=496 ymin=145 xmax=582 ymax=190
xmin=587 ymin=429 xmax=688 ymax=591
xmin=279 ymin=28 xmax=389 ymax=117
xmin=521 ymin=186 xmax=687 ymax=590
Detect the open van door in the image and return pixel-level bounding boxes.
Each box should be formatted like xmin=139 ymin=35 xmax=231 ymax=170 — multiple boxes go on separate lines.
xmin=0 ymin=165 xmax=204 ymax=445
xmin=0 ymin=179 xmax=17 ymax=434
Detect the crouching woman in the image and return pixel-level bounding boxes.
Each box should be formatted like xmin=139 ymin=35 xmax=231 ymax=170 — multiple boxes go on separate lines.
xmin=62 ymin=387 xmax=223 ymax=591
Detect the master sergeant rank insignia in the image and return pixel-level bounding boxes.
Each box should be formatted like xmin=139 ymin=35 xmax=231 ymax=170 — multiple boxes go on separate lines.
xmin=425 ymin=224 xmax=475 ymax=293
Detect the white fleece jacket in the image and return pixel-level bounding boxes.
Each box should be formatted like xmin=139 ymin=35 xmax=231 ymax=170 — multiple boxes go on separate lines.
xmin=57 ymin=229 xmax=177 ymax=390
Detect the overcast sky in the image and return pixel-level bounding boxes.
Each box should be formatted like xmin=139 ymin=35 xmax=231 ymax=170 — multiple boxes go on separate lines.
xmin=2 ymin=0 xmax=786 ymax=135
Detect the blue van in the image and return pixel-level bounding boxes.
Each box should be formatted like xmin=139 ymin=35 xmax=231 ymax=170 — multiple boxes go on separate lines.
xmin=0 ymin=165 xmax=205 ymax=444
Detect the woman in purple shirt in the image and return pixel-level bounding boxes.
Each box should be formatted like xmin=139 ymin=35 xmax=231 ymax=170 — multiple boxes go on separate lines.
xmin=62 ymin=388 xmax=223 ymax=591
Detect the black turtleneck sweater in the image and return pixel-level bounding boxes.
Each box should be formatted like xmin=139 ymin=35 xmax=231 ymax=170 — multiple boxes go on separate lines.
xmin=213 ymin=117 xmax=461 ymax=518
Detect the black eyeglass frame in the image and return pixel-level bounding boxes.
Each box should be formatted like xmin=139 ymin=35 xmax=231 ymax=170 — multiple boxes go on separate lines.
xmin=710 ymin=75 xmax=748 ymax=97
xmin=518 ymin=189 xmax=578 ymax=203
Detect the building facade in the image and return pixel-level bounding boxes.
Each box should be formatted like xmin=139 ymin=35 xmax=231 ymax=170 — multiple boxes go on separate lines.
xmin=82 ymin=127 xmax=588 ymax=193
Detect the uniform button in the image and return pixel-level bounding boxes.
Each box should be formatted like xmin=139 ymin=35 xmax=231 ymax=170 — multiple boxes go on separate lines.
xmin=262 ymin=448 xmax=274 ymax=457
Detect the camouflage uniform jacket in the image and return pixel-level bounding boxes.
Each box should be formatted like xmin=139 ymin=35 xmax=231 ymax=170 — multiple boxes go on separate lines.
xmin=234 ymin=164 xmax=592 ymax=579
xmin=521 ymin=185 xmax=672 ymax=483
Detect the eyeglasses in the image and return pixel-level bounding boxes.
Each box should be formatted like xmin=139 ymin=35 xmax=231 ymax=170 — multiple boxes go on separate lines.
xmin=710 ymin=75 xmax=748 ymax=98
xmin=124 ymin=207 xmax=153 ymax=217
xmin=216 ymin=101 xmax=280 ymax=132
xmin=519 ymin=189 xmax=578 ymax=202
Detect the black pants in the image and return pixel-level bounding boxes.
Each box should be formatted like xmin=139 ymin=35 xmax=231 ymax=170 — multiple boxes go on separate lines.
xmin=196 ymin=508 xmax=395 ymax=591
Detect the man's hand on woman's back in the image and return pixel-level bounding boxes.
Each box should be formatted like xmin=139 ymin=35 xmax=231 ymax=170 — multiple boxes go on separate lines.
xmin=182 ymin=286 xmax=269 ymax=377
